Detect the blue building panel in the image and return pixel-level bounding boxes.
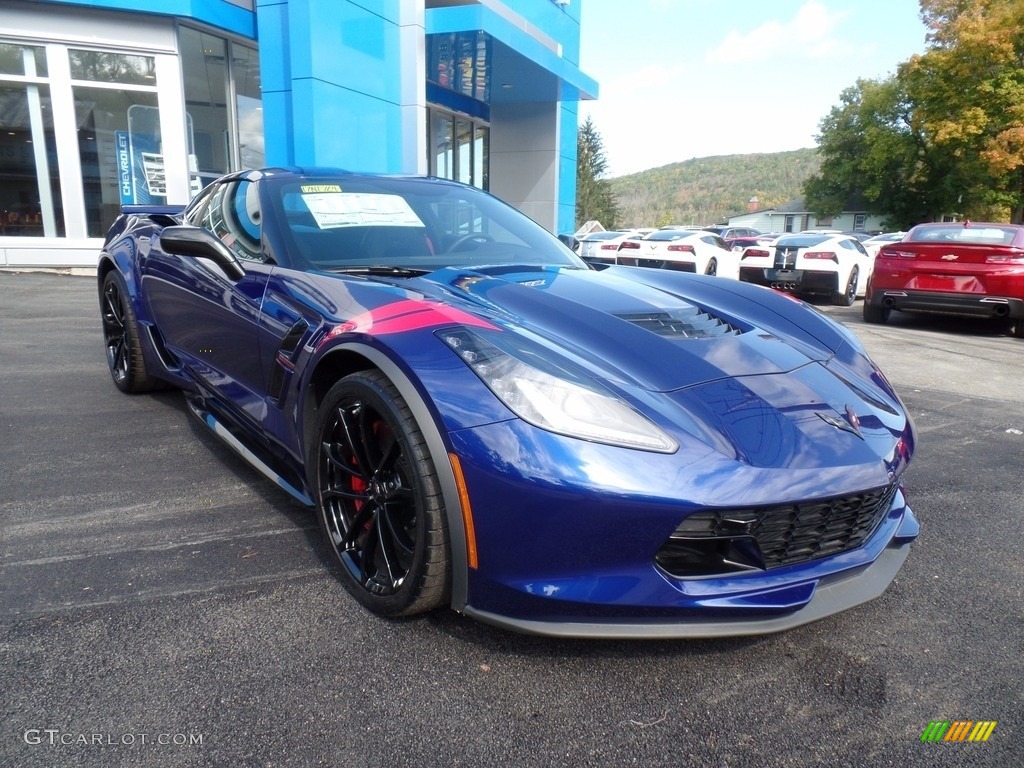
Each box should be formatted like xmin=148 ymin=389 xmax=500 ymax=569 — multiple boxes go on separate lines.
xmin=291 ymin=79 xmax=404 ymax=173
xmin=503 ymin=0 xmax=582 ymax=64
xmin=255 ymin=1 xmax=291 ymax=93
xmin=279 ymin=0 xmax=402 ymax=104
xmin=42 ymin=0 xmax=258 ymax=38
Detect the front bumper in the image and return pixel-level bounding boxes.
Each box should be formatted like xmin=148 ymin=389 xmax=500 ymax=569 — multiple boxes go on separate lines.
xmin=450 ymin=411 xmax=919 ymax=639
xmin=464 ymin=528 xmax=916 ymax=638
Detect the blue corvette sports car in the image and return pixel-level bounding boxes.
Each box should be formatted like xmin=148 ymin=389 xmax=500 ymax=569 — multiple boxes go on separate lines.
xmin=98 ymin=168 xmax=918 ymax=638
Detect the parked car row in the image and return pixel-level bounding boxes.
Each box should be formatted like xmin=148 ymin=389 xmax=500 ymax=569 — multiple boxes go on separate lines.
xmin=576 ymin=221 xmax=1024 ymax=338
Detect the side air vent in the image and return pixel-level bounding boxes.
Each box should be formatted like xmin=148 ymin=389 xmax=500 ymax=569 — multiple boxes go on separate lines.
xmin=269 ymin=319 xmax=310 ymax=403
xmin=146 ymin=325 xmax=181 ymax=369
xmin=616 ymin=307 xmax=741 ymax=339
xmin=280 ymin=318 xmax=309 ymax=355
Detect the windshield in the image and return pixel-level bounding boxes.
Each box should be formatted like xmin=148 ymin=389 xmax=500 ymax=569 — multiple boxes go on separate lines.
xmin=266 ymin=175 xmax=585 ymax=272
xmin=775 ymin=234 xmax=830 ymax=248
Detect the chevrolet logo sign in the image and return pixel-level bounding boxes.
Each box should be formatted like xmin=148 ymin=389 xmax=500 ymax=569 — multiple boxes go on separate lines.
xmin=941 ymin=254 xmax=959 ymax=261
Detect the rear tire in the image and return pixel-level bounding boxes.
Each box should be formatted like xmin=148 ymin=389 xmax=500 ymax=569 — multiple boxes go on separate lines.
xmin=833 ymin=266 xmax=858 ymax=307
xmin=704 ymin=258 xmax=718 ymax=276
xmin=100 ymin=271 xmax=161 ymax=393
xmin=1011 ymin=317 xmax=1024 ymax=338
xmin=863 ymin=301 xmax=890 ymax=324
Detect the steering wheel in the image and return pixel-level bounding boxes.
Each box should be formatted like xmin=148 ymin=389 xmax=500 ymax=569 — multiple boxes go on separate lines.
xmin=448 ymin=233 xmax=495 ymax=253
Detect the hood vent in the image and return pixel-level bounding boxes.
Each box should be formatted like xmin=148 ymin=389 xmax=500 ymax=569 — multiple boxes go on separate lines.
xmin=616 ymin=307 xmax=741 ymax=339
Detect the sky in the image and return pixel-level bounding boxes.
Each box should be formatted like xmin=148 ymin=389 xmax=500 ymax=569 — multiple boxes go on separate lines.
xmin=577 ymin=0 xmax=930 ymax=177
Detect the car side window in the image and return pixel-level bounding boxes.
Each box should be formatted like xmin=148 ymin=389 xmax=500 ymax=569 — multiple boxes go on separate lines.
xmin=182 ymin=183 xmax=216 ymax=226
xmin=198 ymin=180 xmax=265 ymax=262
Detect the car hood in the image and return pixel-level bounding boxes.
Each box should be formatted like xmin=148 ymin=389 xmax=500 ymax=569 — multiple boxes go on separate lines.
xmin=311 ymin=264 xmax=909 ymax=480
xmin=411 ymin=265 xmax=842 ymax=393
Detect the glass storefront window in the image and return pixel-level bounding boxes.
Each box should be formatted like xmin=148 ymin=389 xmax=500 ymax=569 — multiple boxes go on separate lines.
xmin=233 ymin=44 xmax=263 ymax=170
xmin=473 ymin=125 xmax=488 ymax=191
xmin=430 ymin=112 xmax=453 ymax=180
xmin=428 ymin=108 xmax=487 ymax=190
xmin=1 ymin=25 xmax=260 ymax=245
xmin=74 ymin=87 xmax=161 ymax=236
xmin=179 ymin=29 xmax=263 ymax=185
xmin=456 ymin=119 xmax=472 ymax=186
xmin=179 ymin=27 xmax=229 ymax=191
xmin=0 ymin=43 xmax=64 ymax=237
xmin=0 ymin=43 xmax=47 ymax=76
xmin=69 ymin=50 xmax=156 ymax=85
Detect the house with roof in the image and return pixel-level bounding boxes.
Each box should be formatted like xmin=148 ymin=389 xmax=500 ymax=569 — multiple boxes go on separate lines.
xmin=726 ymin=197 xmax=888 ymax=234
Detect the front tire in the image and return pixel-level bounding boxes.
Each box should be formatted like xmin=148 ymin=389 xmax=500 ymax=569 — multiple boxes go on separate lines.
xmin=833 ymin=266 xmax=858 ymax=306
xmin=313 ymin=370 xmax=450 ymax=617
xmin=100 ymin=270 xmax=161 ymax=393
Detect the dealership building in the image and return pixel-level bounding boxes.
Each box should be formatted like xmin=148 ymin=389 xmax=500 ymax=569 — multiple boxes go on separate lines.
xmin=0 ymin=0 xmax=596 ymax=269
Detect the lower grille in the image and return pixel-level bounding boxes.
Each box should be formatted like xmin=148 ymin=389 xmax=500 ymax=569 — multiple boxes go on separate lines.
xmin=656 ymin=484 xmax=898 ymax=577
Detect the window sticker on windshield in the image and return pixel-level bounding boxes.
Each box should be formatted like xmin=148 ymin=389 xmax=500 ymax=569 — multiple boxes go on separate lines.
xmin=302 ymin=192 xmax=424 ymax=229
xmin=959 ymin=228 xmax=1009 ymax=241
xmin=301 ymin=184 xmax=342 ymax=193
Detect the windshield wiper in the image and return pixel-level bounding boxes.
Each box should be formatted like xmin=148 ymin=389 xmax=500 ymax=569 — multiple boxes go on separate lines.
xmin=328 ymin=265 xmax=430 ymax=277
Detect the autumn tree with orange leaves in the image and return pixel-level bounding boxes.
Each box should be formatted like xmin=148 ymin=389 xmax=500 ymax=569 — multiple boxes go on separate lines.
xmin=807 ymin=0 xmax=1024 ymax=227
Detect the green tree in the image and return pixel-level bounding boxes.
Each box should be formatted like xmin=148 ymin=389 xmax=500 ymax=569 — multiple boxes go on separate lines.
xmin=804 ymin=75 xmax=952 ymax=228
xmin=910 ymin=0 xmax=1024 ymax=221
xmin=806 ymin=0 xmax=1024 ymax=226
xmin=575 ymin=116 xmax=619 ymax=229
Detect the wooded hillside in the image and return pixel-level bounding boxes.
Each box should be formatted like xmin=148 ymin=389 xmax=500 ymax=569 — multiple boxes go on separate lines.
xmin=609 ymin=148 xmax=821 ymax=228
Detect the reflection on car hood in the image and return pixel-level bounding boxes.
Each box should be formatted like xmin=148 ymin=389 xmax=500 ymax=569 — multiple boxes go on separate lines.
xmin=413 ymin=264 xmax=839 ymax=392
xmin=319 ymin=263 xmax=908 ymax=481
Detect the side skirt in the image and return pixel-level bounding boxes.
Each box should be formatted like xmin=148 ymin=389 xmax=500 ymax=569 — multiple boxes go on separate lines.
xmin=186 ymin=397 xmax=313 ymax=507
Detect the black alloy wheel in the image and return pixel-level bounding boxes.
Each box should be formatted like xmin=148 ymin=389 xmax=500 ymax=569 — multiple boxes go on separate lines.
xmin=313 ymin=370 xmax=450 ymax=616
xmin=100 ymin=271 xmax=160 ymax=393
xmin=834 ymin=266 xmax=858 ymax=307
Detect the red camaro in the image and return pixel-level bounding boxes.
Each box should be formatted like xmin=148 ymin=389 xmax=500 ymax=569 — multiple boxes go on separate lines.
xmin=864 ymin=221 xmax=1024 ymax=338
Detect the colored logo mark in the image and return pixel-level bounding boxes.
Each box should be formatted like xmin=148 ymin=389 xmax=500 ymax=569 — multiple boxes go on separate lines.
xmin=920 ymin=721 xmax=997 ymax=742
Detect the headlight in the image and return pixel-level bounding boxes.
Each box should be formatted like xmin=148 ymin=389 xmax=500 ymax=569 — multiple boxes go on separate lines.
xmin=438 ymin=328 xmax=678 ymax=453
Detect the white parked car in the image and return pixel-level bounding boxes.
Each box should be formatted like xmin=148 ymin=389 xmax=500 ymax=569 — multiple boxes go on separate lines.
xmin=862 ymin=231 xmax=907 ymax=258
xmin=578 ymin=230 xmax=645 ymax=266
xmin=738 ymin=232 xmax=874 ymax=305
xmin=617 ymin=229 xmax=738 ymax=279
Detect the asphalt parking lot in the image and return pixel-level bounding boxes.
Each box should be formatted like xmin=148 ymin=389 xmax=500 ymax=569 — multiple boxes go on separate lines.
xmin=2 ymin=271 xmax=1022 ymax=767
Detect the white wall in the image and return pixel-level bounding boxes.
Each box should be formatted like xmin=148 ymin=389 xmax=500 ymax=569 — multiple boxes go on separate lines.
xmin=488 ymin=101 xmax=560 ymax=232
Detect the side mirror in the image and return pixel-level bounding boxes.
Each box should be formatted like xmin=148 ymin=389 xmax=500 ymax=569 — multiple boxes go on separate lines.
xmin=159 ymin=226 xmax=246 ymax=281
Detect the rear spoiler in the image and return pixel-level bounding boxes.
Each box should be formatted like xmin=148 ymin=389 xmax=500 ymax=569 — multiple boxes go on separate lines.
xmin=120 ymin=204 xmax=187 ymax=216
